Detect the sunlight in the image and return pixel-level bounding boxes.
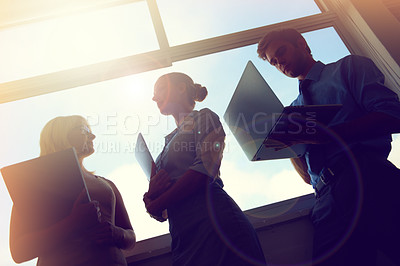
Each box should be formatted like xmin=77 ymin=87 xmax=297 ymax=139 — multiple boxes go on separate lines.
xmin=389 ymin=135 xmax=400 ymax=168
xmin=156 ymin=0 xmax=321 ymax=45
xmin=0 ymin=1 xmax=157 ymax=83
xmin=2 ymin=1 xmax=396 ymax=265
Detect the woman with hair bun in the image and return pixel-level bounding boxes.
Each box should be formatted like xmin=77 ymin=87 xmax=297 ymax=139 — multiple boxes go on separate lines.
xmin=143 ymin=72 xmax=266 ymax=265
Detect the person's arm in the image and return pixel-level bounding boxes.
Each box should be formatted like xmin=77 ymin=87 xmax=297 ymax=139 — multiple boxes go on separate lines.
xmin=144 ymin=169 xmax=210 ymax=216
xmin=108 ymin=180 xmax=136 ymax=250
xmin=330 ymin=57 xmax=400 ymax=143
xmin=280 ymin=57 xmax=400 ymax=145
xmin=290 ymin=156 xmax=311 ymax=184
xmin=329 ymin=111 xmax=400 ymax=143
xmin=147 ymin=169 xmax=173 ymax=200
xmin=271 ymin=111 xmax=400 ymax=146
xmin=87 ymin=180 xmax=136 ymax=250
xmin=10 ymin=192 xmax=100 ymax=263
xmin=144 ymin=109 xmax=225 ymax=217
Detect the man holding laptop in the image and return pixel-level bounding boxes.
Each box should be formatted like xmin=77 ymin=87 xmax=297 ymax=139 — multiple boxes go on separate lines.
xmin=256 ymin=28 xmax=400 ymax=265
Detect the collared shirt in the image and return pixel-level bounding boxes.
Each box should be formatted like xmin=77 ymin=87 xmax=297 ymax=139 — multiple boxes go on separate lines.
xmin=155 ymin=108 xmax=225 ymax=186
xmin=291 ymin=55 xmax=400 ymax=187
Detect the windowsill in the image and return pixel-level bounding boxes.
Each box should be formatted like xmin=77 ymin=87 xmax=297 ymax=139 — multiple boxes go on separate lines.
xmin=125 ymin=193 xmax=315 ymax=264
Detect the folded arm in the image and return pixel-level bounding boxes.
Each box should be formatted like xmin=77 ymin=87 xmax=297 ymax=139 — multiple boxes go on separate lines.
xmin=144 ymin=169 xmax=210 ymax=217
xmin=107 ymin=180 xmax=136 ymax=250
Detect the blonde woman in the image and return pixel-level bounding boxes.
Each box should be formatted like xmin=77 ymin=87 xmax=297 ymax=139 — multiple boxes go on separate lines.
xmin=9 ymin=115 xmax=135 ymax=266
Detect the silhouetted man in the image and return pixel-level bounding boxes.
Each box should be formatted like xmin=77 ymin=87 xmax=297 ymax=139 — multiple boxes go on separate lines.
xmin=257 ymin=28 xmax=400 ymax=266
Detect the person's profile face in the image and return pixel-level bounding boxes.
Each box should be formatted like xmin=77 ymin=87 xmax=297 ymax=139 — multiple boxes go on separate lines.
xmin=265 ymin=39 xmax=307 ymax=79
xmin=152 ymin=79 xmax=181 ymax=115
xmin=67 ymin=124 xmax=96 ymax=158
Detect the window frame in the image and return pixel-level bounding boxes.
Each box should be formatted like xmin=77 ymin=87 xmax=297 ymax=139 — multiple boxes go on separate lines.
xmin=1 ymin=0 xmax=400 ymax=263
xmin=1 ymin=0 xmax=399 ymax=103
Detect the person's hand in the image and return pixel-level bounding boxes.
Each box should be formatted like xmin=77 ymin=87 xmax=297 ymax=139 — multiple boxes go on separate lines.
xmin=69 ymin=189 xmax=101 ymax=231
xmin=147 ymin=169 xmax=172 ymax=199
xmin=143 ymin=192 xmax=167 ymax=222
xmin=143 ymin=192 xmax=162 ymax=216
xmin=87 ymin=221 xmax=124 ymax=247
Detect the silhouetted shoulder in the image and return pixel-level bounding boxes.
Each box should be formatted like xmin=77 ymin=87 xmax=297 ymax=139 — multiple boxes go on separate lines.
xmin=335 ymin=54 xmax=379 ymax=72
xmin=96 ymin=176 xmax=116 ymax=188
xmin=197 ymin=108 xmax=219 ymax=119
xmin=192 ymin=108 xmax=225 ymax=135
xmin=196 ymin=108 xmax=222 ymax=125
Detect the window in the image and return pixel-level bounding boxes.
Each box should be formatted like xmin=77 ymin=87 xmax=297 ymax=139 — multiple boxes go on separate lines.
xmin=1 ymin=1 xmax=399 ymax=265
xmin=0 ymin=1 xmax=157 ymax=82
xmin=156 ymin=0 xmax=321 ymax=45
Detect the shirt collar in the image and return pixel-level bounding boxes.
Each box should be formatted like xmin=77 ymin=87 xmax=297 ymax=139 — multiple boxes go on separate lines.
xmin=298 ymin=61 xmax=325 ymax=91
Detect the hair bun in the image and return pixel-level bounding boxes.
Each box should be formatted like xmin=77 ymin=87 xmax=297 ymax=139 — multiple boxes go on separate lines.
xmin=193 ymin=83 xmax=208 ymax=102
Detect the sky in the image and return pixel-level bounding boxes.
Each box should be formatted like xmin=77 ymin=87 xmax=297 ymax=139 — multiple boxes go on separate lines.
xmin=0 ymin=1 xmax=399 ymax=265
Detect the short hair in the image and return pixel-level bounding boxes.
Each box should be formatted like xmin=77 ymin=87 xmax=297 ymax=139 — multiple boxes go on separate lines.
xmin=155 ymin=72 xmax=208 ymax=107
xmin=40 ymin=115 xmax=89 ymax=156
xmin=257 ymin=28 xmax=311 ymax=61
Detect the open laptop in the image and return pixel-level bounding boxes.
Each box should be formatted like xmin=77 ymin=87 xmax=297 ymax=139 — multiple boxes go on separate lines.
xmin=135 ymin=133 xmax=155 ymax=181
xmin=223 ymin=60 xmax=342 ymax=161
xmin=1 ymin=148 xmax=90 ymax=231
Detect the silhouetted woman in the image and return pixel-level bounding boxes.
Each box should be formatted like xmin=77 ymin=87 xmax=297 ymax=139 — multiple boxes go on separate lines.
xmin=143 ymin=73 xmax=266 ymax=266
xmin=9 ymin=115 xmax=135 ymax=266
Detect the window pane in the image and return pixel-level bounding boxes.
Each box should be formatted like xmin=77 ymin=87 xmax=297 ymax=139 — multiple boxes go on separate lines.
xmin=0 ymin=0 xmax=143 ymax=26
xmin=157 ymin=0 xmax=321 ymax=46
xmin=0 ymin=1 xmax=158 ymax=83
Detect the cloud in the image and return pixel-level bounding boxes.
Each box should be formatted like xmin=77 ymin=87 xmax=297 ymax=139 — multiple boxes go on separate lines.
xmin=220 ymin=160 xmax=313 ymax=211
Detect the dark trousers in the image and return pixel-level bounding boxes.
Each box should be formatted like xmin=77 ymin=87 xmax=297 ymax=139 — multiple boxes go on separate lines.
xmin=311 ymin=148 xmax=400 ymax=266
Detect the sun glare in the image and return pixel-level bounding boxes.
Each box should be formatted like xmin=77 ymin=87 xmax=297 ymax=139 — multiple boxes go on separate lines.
xmin=0 ymin=1 xmax=157 ymax=83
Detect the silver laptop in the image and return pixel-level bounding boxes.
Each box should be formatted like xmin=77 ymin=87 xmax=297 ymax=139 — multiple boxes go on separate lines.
xmin=1 ymin=148 xmax=90 ymax=231
xmin=223 ymin=60 xmax=342 ymax=161
xmin=135 ymin=133 xmax=155 ymax=181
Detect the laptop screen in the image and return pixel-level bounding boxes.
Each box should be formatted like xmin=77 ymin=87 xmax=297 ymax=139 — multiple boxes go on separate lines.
xmin=223 ymin=60 xmax=285 ymax=160
xmin=1 ymin=148 xmax=90 ymax=231
xmin=135 ymin=133 xmax=154 ymax=181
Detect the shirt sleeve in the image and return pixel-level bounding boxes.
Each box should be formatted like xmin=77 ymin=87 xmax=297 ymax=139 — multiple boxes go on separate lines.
xmin=188 ymin=108 xmax=226 ymax=179
xmin=345 ymin=55 xmax=400 ymax=119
